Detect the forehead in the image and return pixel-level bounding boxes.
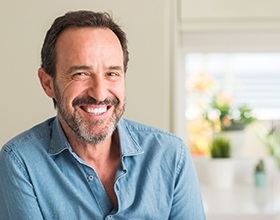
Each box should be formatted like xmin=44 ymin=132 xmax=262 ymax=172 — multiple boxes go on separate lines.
xmin=55 ymin=27 xmax=124 ymax=68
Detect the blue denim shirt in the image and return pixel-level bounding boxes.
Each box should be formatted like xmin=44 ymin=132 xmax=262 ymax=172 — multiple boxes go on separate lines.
xmin=0 ymin=117 xmax=205 ymax=220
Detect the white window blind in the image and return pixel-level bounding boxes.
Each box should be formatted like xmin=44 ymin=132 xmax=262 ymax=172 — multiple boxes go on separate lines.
xmin=185 ymin=53 xmax=280 ymax=120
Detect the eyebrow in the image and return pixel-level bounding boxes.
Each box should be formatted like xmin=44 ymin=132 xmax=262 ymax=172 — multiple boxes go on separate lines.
xmin=107 ymin=65 xmax=124 ymax=72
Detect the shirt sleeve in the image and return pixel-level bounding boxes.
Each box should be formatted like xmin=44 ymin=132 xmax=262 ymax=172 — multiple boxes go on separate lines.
xmin=0 ymin=146 xmax=44 ymax=220
xmin=168 ymin=142 xmax=206 ymax=220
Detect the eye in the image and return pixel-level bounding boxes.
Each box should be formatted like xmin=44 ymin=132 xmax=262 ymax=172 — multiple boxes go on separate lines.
xmin=75 ymin=72 xmax=87 ymax=76
xmin=107 ymin=72 xmax=118 ymax=77
xmin=72 ymin=72 xmax=89 ymax=80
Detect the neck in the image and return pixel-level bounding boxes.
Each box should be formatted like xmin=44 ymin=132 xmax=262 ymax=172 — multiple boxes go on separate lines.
xmin=63 ymin=128 xmax=119 ymax=165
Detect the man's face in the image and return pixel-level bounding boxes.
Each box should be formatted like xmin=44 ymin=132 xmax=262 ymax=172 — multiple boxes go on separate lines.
xmin=53 ymin=27 xmax=125 ymax=144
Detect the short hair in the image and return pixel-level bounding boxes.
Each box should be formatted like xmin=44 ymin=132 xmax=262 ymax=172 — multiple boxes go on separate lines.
xmin=40 ymin=10 xmax=129 ymax=78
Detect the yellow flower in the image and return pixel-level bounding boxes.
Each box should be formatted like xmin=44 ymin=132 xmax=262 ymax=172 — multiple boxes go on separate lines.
xmin=187 ymin=117 xmax=212 ymax=155
xmin=189 ymin=72 xmax=214 ymax=92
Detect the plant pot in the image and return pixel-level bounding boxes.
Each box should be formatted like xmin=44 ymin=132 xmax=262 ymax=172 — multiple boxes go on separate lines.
xmin=254 ymin=172 xmax=267 ymax=188
xmin=214 ymin=130 xmax=244 ymax=158
xmin=206 ymin=158 xmax=236 ymax=188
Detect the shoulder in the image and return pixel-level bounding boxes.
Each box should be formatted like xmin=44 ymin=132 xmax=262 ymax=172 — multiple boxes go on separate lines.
xmin=119 ymin=118 xmax=191 ymax=178
xmin=119 ymin=118 xmax=187 ymax=154
xmin=1 ymin=117 xmax=55 ymax=156
xmin=121 ymin=118 xmax=182 ymax=139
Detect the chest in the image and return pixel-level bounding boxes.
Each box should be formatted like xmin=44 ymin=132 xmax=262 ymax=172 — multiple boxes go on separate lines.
xmin=95 ymin=164 xmax=119 ymax=209
xmin=29 ymin=151 xmax=172 ymax=219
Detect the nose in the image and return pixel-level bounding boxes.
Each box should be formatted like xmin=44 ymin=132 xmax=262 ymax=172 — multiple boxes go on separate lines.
xmin=87 ymin=75 xmax=107 ymax=102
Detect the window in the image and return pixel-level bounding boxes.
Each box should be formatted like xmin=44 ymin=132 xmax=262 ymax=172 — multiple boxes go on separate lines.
xmin=172 ymin=30 xmax=280 ymax=145
xmin=185 ymin=53 xmax=280 ymax=121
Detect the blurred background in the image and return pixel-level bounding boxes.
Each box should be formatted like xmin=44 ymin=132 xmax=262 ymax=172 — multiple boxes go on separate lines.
xmin=0 ymin=0 xmax=279 ymax=219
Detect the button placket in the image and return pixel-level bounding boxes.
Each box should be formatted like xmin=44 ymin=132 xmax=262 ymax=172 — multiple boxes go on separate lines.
xmin=83 ymin=167 xmax=112 ymax=214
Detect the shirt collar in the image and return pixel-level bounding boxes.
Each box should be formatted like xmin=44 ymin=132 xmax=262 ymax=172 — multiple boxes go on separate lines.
xmin=117 ymin=118 xmax=144 ymax=157
xmin=48 ymin=117 xmax=70 ymax=155
xmin=48 ymin=117 xmax=144 ymax=157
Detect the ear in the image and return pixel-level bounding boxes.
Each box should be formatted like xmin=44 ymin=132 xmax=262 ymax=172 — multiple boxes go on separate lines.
xmin=38 ymin=68 xmax=55 ymax=99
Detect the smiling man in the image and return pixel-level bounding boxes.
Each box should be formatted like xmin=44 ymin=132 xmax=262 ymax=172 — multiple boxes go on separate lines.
xmin=0 ymin=11 xmax=205 ymax=220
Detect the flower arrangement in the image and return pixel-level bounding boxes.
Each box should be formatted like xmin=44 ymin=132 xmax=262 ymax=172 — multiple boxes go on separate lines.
xmin=186 ymin=72 xmax=255 ymax=155
xmin=203 ymin=91 xmax=255 ymax=133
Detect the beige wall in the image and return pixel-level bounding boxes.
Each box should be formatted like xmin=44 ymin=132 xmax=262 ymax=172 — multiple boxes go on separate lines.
xmin=0 ymin=0 xmax=175 ymax=146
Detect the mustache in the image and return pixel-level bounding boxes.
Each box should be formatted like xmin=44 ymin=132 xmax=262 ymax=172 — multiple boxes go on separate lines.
xmin=72 ymin=96 xmax=119 ymax=107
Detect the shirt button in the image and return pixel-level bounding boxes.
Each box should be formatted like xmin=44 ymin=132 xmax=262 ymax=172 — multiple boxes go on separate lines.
xmin=88 ymin=175 xmax=94 ymax=181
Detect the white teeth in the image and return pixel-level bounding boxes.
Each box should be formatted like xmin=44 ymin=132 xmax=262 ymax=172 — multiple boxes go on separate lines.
xmin=87 ymin=107 xmax=107 ymax=115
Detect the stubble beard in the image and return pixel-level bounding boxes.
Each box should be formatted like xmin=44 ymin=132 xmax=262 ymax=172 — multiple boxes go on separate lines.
xmin=54 ymin=84 xmax=125 ymax=145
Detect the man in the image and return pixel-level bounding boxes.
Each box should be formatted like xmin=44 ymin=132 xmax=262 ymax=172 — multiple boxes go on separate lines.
xmin=0 ymin=10 xmax=205 ymax=219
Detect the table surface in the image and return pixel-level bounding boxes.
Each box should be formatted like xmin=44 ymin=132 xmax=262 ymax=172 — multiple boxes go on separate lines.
xmin=193 ymin=157 xmax=280 ymax=219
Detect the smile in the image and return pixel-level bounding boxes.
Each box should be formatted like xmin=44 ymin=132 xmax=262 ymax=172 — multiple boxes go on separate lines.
xmin=82 ymin=106 xmax=108 ymax=115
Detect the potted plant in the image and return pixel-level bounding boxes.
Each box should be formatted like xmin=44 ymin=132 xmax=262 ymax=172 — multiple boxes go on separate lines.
xmin=210 ymin=137 xmax=231 ymax=158
xmin=262 ymin=124 xmax=280 ymax=170
xmin=254 ymin=159 xmax=267 ymax=188
xmin=206 ymin=136 xmax=235 ymax=188
xmin=255 ymin=123 xmax=280 ymax=173
xmin=204 ymin=91 xmax=255 ymax=158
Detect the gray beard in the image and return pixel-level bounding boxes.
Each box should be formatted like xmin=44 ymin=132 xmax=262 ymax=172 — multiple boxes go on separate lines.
xmin=54 ymin=85 xmax=125 ymax=145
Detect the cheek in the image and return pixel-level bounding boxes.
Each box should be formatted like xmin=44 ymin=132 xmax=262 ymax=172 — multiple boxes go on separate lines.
xmin=115 ymin=84 xmax=126 ymax=101
xmin=55 ymin=83 xmax=80 ymax=108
